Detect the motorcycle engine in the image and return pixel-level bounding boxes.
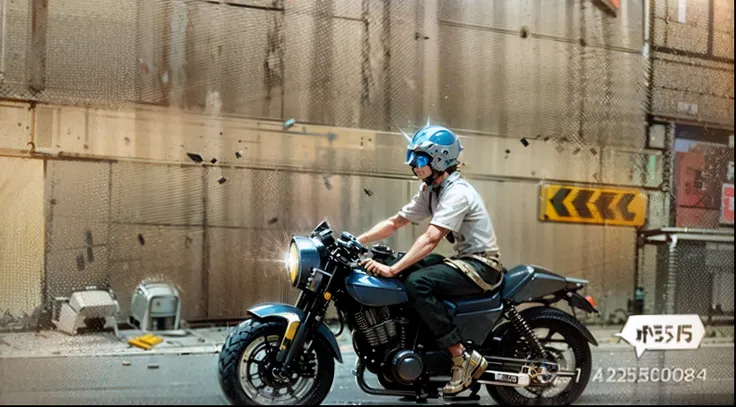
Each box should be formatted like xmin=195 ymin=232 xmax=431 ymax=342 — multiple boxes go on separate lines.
xmin=353 ymin=306 xmax=424 ymax=384
xmin=354 ymin=307 xmax=399 ymax=347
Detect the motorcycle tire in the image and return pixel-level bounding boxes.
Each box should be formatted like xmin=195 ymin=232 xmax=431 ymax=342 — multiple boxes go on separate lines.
xmin=218 ymin=319 xmax=335 ymax=406
xmin=486 ymin=307 xmax=593 ymax=406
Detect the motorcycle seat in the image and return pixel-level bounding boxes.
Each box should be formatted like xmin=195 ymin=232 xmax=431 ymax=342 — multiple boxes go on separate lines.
xmin=443 ymin=290 xmax=502 ymax=317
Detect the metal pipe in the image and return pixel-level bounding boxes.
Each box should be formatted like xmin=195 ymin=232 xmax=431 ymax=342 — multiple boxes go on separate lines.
xmin=1 ymin=0 xmax=6 ymax=82
xmin=643 ymin=0 xmax=651 ymax=59
xmin=639 ymin=227 xmax=735 ymax=238
xmin=665 ymin=235 xmax=678 ymax=314
xmin=353 ymin=360 xmax=415 ymax=397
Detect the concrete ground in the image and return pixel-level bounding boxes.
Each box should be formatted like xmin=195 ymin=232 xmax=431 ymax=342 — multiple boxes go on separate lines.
xmin=0 ymin=324 xmax=733 ymax=405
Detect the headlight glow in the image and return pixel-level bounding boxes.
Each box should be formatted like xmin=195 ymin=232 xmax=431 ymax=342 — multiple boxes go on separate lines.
xmin=285 ymin=236 xmax=322 ymax=289
xmin=288 ymin=243 xmax=300 ymax=285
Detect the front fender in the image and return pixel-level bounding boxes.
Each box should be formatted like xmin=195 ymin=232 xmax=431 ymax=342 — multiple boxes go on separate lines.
xmin=247 ymin=303 xmax=343 ymax=363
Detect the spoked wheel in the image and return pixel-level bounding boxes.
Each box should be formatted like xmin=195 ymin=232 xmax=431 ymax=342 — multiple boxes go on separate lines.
xmin=218 ymin=320 xmax=334 ymax=405
xmin=486 ymin=308 xmax=592 ymax=405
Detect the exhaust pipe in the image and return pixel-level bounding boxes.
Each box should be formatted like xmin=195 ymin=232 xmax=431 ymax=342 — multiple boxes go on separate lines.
xmin=476 ymin=370 xmax=531 ymax=387
xmin=429 ymin=369 xmax=531 ymax=388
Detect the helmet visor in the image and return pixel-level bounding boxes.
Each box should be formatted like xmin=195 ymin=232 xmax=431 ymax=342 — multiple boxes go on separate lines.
xmin=407 ymin=151 xmax=431 ymax=168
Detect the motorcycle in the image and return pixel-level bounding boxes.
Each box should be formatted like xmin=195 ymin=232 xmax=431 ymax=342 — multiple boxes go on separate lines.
xmin=218 ymin=220 xmax=599 ymax=405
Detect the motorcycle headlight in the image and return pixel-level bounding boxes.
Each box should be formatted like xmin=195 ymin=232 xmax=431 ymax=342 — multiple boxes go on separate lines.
xmin=285 ymin=236 xmax=321 ymax=289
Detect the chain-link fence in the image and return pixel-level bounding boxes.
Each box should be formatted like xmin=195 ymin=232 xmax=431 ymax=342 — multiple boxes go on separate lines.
xmin=637 ymin=228 xmax=734 ymax=326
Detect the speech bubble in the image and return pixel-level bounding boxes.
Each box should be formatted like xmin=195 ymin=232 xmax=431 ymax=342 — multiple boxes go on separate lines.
xmin=615 ymin=314 xmax=705 ymax=359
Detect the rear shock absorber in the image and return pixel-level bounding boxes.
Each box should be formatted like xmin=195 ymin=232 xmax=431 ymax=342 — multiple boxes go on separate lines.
xmin=505 ymin=304 xmax=546 ymax=359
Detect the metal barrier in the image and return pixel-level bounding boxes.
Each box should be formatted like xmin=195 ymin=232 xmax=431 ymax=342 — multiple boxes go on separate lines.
xmin=636 ymin=228 xmax=734 ymax=324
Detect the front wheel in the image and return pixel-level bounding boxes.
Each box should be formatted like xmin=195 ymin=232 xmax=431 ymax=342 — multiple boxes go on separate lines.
xmin=486 ymin=307 xmax=593 ymax=405
xmin=218 ymin=319 xmax=335 ymax=405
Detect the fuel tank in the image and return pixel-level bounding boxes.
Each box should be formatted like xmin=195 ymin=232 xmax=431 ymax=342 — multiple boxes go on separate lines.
xmin=344 ymin=270 xmax=409 ymax=307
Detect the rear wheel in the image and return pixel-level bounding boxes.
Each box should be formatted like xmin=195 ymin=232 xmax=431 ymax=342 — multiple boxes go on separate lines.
xmin=485 ymin=307 xmax=593 ymax=405
xmin=218 ymin=319 xmax=335 ymax=405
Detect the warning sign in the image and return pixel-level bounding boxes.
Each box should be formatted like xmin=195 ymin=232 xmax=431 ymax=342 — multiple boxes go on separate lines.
xmin=540 ymin=184 xmax=648 ymax=227
xmin=721 ymin=184 xmax=734 ymax=225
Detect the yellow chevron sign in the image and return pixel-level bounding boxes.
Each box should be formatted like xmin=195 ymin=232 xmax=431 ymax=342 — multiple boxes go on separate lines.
xmin=540 ymin=184 xmax=648 ymax=227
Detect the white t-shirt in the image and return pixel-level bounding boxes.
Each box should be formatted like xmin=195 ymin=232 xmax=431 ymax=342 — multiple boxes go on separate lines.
xmin=398 ymin=172 xmax=500 ymax=256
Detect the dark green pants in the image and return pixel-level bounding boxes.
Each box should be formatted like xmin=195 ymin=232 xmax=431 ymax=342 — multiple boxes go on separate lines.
xmin=393 ymin=254 xmax=502 ymax=349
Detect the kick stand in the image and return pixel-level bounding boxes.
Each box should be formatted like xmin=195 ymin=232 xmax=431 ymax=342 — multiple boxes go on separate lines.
xmin=442 ymin=383 xmax=482 ymax=405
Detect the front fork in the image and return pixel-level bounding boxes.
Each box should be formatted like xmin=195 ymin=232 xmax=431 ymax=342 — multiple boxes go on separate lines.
xmin=275 ymin=291 xmax=330 ymax=372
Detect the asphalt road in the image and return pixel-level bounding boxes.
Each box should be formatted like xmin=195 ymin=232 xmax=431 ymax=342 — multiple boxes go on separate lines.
xmin=0 ymin=344 xmax=733 ymax=405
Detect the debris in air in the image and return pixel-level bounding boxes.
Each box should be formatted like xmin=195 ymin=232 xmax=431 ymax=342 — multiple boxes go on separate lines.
xmin=363 ymin=188 xmax=374 ymax=196
xmin=520 ymin=26 xmax=529 ymax=39
xmin=235 ymin=151 xmax=243 ymax=159
xmin=217 ymin=176 xmax=228 ymax=185
xmin=590 ymin=148 xmax=598 ymax=156
xmin=543 ymin=136 xmax=550 ymax=142
xmin=268 ymin=217 xmax=279 ymax=225
xmin=556 ymin=145 xmax=565 ymax=153
xmin=284 ymin=119 xmax=296 ymax=130
xmin=322 ymin=174 xmax=333 ymax=190
xmin=138 ymin=234 xmax=146 ymax=246
xmin=573 ymin=148 xmax=581 ymax=155
xmin=76 ymin=254 xmax=85 ymax=271
xmin=505 ymin=149 xmax=511 ymax=154
xmin=186 ymin=153 xmax=204 ymax=163
xmin=520 ymin=138 xmax=529 ymax=147
xmin=210 ymin=158 xmax=218 ymax=164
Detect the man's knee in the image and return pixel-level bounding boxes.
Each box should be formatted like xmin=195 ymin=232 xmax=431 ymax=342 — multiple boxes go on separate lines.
xmin=404 ymin=271 xmax=432 ymax=299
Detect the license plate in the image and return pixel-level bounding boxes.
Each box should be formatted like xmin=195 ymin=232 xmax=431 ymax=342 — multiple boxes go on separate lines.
xmin=494 ymin=373 xmax=518 ymax=383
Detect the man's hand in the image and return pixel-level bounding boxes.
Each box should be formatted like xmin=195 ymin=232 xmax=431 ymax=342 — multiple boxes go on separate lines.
xmin=359 ymin=258 xmax=395 ymax=278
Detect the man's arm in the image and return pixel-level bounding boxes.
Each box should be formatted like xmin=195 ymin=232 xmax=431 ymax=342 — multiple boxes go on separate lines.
xmin=357 ymin=214 xmax=411 ymax=246
xmin=358 ymin=187 xmax=431 ymax=247
xmin=387 ymin=224 xmax=448 ymax=276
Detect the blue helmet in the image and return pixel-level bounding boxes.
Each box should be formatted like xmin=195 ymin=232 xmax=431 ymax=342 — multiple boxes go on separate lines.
xmin=402 ymin=124 xmax=463 ymax=173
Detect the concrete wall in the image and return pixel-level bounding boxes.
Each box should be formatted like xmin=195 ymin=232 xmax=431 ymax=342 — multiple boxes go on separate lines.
xmin=650 ymin=0 xmax=734 ymax=127
xmin=0 ymin=100 xmax=665 ymax=324
xmin=0 ymin=0 xmax=672 ymax=324
xmin=0 ymin=156 xmax=44 ymax=319
xmin=2 ymin=0 xmax=650 ymax=146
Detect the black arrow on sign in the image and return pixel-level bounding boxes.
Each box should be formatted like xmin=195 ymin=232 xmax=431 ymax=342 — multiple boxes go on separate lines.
xmin=550 ymin=188 xmax=572 ymax=217
xmin=572 ymin=189 xmax=594 ymax=218
xmin=617 ymin=193 xmax=637 ymax=221
xmin=595 ymin=192 xmax=617 ymax=220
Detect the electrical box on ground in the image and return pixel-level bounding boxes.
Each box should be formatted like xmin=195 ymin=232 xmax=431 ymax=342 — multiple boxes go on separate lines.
xmin=129 ymin=282 xmax=181 ymax=331
xmin=53 ymin=289 xmax=120 ymax=336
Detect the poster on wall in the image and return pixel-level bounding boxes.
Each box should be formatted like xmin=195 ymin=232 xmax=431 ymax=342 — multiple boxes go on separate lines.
xmin=675 ymin=152 xmax=707 ymax=208
xmin=675 ymin=138 xmax=735 ymax=210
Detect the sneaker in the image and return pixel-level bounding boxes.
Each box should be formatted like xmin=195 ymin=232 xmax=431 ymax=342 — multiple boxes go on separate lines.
xmin=443 ymin=350 xmax=488 ymax=395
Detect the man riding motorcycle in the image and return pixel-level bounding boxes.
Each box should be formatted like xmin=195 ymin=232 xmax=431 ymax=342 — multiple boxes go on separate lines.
xmin=357 ymin=124 xmax=504 ymax=396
